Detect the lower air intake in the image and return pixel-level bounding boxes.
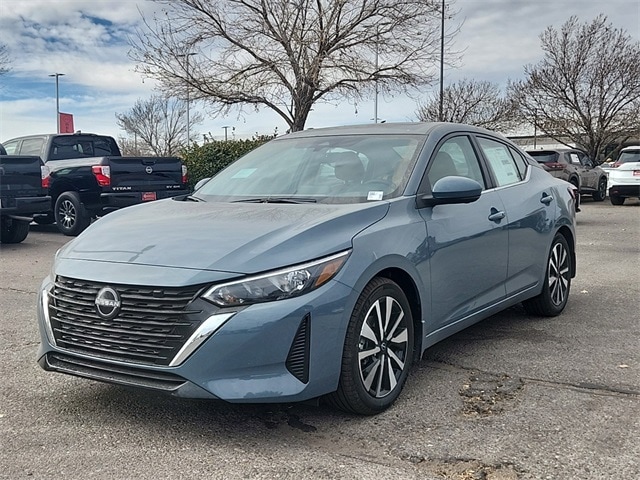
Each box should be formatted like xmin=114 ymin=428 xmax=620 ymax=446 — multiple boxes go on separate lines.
xmin=285 ymin=314 xmax=310 ymax=384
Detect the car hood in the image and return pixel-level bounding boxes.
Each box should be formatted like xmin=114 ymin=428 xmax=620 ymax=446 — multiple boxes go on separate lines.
xmin=60 ymin=198 xmax=390 ymax=274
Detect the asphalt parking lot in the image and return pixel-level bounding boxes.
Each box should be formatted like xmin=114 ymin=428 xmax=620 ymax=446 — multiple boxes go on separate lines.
xmin=1 ymin=198 xmax=638 ymax=480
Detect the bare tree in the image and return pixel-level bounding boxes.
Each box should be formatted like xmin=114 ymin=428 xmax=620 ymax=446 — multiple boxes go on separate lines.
xmin=115 ymin=95 xmax=203 ymax=156
xmin=116 ymin=136 xmax=151 ymax=156
xmin=416 ymin=79 xmax=517 ymax=131
xmin=130 ymin=0 xmax=456 ymax=132
xmin=0 ymin=43 xmax=11 ymax=76
xmin=509 ymin=15 xmax=640 ymax=162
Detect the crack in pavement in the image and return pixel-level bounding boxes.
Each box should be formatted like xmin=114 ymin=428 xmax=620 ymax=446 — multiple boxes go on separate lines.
xmin=0 ymin=286 xmax=38 ymax=295
xmin=423 ymin=360 xmax=640 ymax=398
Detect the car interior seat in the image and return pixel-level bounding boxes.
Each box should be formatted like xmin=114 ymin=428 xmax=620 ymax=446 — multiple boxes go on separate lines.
xmin=428 ymin=151 xmax=458 ymax=188
xmin=333 ymin=151 xmax=365 ymax=184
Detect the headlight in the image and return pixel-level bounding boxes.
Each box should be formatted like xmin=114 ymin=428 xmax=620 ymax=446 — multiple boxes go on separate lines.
xmin=202 ymin=251 xmax=350 ymax=307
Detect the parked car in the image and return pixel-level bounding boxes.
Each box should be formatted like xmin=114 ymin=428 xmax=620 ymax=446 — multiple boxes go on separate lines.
xmin=526 ymin=148 xmax=608 ymax=201
xmin=607 ymin=145 xmax=640 ymax=205
xmin=0 ymin=143 xmax=51 ymax=244
xmin=2 ymin=133 xmax=189 ymax=235
xmin=37 ymin=123 xmax=577 ymax=415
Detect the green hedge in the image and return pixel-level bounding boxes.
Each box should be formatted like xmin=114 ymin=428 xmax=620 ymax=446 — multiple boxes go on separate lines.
xmin=181 ymin=136 xmax=274 ymax=190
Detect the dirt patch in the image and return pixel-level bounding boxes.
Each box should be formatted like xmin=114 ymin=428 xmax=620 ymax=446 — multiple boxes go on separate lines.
xmin=403 ymin=455 xmax=521 ymax=480
xmin=459 ymin=372 xmax=524 ymax=416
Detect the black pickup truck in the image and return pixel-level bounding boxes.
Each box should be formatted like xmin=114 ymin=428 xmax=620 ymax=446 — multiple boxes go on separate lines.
xmin=0 ymin=143 xmax=51 ymax=243
xmin=2 ymin=133 xmax=189 ymax=235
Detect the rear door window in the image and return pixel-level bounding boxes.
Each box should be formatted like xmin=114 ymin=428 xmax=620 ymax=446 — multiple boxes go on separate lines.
xmin=2 ymin=140 xmax=19 ymax=155
xmin=19 ymin=137 xmax=45 ymax=156
xmin=477 ymin=137 xmax=523 ymax=187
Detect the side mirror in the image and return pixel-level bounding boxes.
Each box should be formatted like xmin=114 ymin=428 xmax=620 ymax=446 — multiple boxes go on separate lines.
xmin=417 ymin=176 xmax=483 ymax=208
xmin=194 ymin=177 xmax=210 ymax=191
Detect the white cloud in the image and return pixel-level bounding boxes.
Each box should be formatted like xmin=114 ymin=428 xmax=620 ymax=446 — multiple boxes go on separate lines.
xmin=1 ymin=0 xmax=639 ymax=143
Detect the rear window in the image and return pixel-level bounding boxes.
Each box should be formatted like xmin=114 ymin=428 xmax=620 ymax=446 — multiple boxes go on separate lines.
xmin=618 ymin=149 xmax=640 ymax=164
xmin=50 ymin=135 xmax=120 ymax=160
xmin=527 ymin=151 xmax=559 ymax=163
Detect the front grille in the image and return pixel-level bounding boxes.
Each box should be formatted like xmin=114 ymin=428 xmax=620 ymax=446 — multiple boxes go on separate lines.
xmin=49 ymin=276 xmax=205 ymax=366
xmin=45 ymin=352 xmax=187 ymax=391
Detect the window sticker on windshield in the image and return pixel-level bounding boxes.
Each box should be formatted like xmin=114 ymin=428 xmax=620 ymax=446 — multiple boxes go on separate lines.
xmin=367 ymin=191 xmax=384 ymax=201
xmin=231 ymin=168 xmax=257 ymax=179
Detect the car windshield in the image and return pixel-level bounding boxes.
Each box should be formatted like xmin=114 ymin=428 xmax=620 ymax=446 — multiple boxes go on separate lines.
xmin=528 ymin=151 xmax=559 ymax=163
xmin=617 ymin=149 xmax=640 ymax=164
xmin=195 ymin=134 xmax=423 ymax=204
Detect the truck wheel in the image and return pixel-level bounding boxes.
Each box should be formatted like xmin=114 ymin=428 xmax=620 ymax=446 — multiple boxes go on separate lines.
xmin=54 ymin=192 xmax=91 ymax=236
xmin=0 ymin=217 xmax=30 ymax=244
xmin=610 ymin=195 xmax=625 ymax=206
xmin=592 ymin=177 xmax=607 ymax=202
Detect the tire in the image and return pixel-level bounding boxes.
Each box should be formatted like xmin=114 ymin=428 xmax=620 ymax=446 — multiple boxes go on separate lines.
xmin=610 ymin=195 xmax=625 ymax=206
xmin=523 ymin=233 xmax=572 ymax=317
xmin=54 ymin=192 xmax=91 ymax=236
xmin=33 ymin=212 xmax=56 ymax=225
xmin=326 ymin=277 xmax=414 ymax=415
xmin=0 ymin=217 xmax=30 ymax=244
xmin=592 ymin=177 xmax=607 ymax=202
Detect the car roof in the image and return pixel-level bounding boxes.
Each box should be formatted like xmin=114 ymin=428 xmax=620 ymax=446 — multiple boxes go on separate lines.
xmin=277 ymin=122 xmax=502 ymax=139
xmin=621 ymin=145 xmax=640 ymax=151
xmin=3 ymin=132 xmax=108 ymax=143
xmin=526 ymin=148 xmax=579 ymax=153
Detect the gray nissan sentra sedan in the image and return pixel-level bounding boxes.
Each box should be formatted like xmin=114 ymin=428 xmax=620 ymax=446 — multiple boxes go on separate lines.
xmin=37 ymin=122 xmax=577 ymax=415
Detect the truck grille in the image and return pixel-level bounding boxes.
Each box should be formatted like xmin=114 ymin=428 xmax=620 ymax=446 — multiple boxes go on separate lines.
xmin=49 ymin=276 xmax=205 ymax=366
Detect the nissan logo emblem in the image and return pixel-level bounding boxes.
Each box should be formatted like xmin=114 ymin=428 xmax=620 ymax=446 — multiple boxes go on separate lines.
xmin=145 ymin=166 xmax=153 ymax=174
xmin=95 ymin=287 xmax=121 ymax=320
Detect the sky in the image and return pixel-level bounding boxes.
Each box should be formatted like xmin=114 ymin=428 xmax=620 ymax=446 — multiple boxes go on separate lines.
xmin=0 ymin=0 xmax=639 ymax=144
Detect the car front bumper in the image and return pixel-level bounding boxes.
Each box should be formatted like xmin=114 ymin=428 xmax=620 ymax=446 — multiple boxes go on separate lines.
xmin=36 ymin=273 xmax=356 ymax=403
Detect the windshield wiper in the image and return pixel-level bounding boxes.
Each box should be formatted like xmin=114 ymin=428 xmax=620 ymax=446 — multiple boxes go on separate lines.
xmin=232 ymin=197 xmax=317 ymax=204
xmin=173 ymin=194 xmax=204 ymax=202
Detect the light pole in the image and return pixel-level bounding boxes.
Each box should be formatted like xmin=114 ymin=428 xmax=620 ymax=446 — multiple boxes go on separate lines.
xmin=374 ymin=27 xmax=379 ymax=124
xmin=222 ymin=126 xmax=231 ymax=141
xmin=178 ymin=53 xmax=197 ymax=148
xmin=49 ymin=73 xmax=65 ymax=133
xmin=533 ymin=109 xmax=538 ymax=149
xmin=439 ymin=0 xmax=445 ymax=122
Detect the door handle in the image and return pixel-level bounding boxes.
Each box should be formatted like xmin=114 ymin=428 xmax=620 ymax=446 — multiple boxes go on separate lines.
xmin=540 ymin=194 xmax=553 ymax=205
xmin=488 ymin=208 xmax=505 ymax=223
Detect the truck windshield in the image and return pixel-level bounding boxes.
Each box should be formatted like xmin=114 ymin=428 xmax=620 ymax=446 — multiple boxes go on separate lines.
xmin=50 ymin=136 xmax=120 ymax=160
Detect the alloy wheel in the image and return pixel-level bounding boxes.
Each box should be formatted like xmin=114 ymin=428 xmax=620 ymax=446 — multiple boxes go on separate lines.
xmin=58 ymin=199 xmax=77 ymax=229
xmin=358 ymin=295 xmax=409 ymax=398
xmin=548 ymin=241 xmax=570 ymax=306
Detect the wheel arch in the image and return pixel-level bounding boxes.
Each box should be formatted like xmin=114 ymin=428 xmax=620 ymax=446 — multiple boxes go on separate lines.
xmin=376 ymin=267 xmax=423 ymax=363
xmin=49 ymin=179 xmax=79 ymax=205
xmin=568 ymin=175 xmax=580 ymax=188
xmin=556 ymin=225 xmax=576 ymax=278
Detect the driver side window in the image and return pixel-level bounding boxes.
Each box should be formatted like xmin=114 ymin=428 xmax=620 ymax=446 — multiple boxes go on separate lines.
xmin=428 ymin=136 xmax=486 ymax=189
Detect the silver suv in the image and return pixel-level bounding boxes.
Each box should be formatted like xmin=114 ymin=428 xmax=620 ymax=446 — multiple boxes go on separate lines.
xmin=527 ymin=148 xmax=608 ymax=201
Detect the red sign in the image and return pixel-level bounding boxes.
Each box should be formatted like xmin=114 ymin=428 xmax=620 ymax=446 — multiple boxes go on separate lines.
xmin=59 ymin=112 xmax=74 ymax=133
